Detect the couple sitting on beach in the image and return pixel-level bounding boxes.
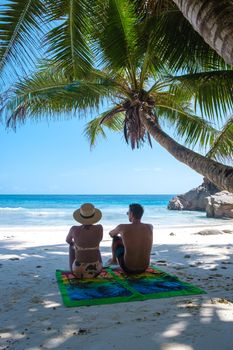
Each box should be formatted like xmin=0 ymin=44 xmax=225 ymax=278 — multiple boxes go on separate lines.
xmin=66 ymin=203 xmax=153 ymax=278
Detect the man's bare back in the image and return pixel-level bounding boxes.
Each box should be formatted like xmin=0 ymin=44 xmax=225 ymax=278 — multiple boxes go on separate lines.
xmin=109 ymin=204 xmax=153 ymax=273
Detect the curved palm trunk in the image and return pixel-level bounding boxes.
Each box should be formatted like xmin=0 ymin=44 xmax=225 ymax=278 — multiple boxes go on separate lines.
xmin=172 ymin=0 xmax=233 ymax=65
xmin=140 ymin=114 xmax=233 ymax=192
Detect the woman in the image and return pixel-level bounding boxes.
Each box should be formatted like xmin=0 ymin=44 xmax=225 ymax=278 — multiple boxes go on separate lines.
xmin=66 ymin=203 xmax=103 ymax=278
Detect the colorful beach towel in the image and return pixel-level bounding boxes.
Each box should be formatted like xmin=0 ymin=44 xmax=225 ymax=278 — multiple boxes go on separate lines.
xmin=56 ymin=266 xmax=206 ymax=307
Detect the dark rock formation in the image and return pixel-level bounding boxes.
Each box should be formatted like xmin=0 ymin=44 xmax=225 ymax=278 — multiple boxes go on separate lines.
xmin=167 ymin=178 xmax=220 ymax=211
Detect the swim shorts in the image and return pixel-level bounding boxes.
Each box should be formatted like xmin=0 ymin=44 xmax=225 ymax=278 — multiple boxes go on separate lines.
xmin=112 ymin=236 xmax=145 ymax=274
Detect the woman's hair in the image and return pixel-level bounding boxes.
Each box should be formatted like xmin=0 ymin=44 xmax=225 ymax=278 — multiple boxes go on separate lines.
xmin=129 ymin=203 xmax=144 ymax=219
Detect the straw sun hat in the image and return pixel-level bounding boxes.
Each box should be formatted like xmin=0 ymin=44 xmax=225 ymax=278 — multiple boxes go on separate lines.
xmin=73 ymin=203 xmax=102 ymax=224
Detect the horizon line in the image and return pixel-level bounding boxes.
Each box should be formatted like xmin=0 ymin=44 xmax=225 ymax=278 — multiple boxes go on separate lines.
xmin=0 ymin=193 xmax=176 ymax=196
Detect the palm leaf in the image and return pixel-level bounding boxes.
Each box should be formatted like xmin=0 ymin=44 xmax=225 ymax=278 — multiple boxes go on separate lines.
xmin=0 ymin=0 xmax=46 ymax=82
xmin=134 ymin=0 xmax=175 ymax=18
xmin=168 ymin=70 xmax=233 ymax=122
xmin=92 ymin=0 xmax=138 ymax=86
xmin=4 ymin=67 xmax=120 ymax=128
xmin=137 ymin=22 xmax=169 ymax=87
xmin=84 ymin=109 xmax=125 ymax=147
xmin=45 ymin=0 xmax=93 ymax=79
xmin=207 ymin=116 xmax=233 ymax=161
xmin=145 ymin=8 xmax=227 ymax=74
xmin=153 ymin=92 xmax=219 ymax=150
xmin=86 ymin=67 xmax=132 ymax=97
xmin=99 ymin=105 xmax=125 ymax=124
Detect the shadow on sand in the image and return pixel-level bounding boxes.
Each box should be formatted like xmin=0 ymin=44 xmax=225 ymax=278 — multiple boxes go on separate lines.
xmin=0 ymin=239 xmax=233 ymax=350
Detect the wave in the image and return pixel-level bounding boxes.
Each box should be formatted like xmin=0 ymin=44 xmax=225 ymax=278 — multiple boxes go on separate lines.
xmin=0 ymin=207 xmax=25 ymax=211
xmin=0 ymin=207 xmax=68 ymax=215
xmin=26 ymin=210 xmax=69 ymax=217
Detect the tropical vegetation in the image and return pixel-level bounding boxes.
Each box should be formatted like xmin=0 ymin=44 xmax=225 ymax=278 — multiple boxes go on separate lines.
xmin=0 ymin=0 xmax=233 ymax=191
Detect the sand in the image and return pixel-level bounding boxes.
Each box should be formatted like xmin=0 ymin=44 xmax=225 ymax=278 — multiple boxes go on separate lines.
xmin=0 ymin=222 xmax=233 ymax=350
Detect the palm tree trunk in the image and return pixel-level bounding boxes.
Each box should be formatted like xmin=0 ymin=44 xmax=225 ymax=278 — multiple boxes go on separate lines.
xmin=172 ymin=0 xmax=233 ymax=65
xmin=140 ymin=114 xmax=233 ymax=192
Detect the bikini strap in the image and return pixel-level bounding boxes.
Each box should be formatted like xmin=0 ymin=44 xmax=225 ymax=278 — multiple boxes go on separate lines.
xmin=75 ymin=244 xmax=99 ymax=251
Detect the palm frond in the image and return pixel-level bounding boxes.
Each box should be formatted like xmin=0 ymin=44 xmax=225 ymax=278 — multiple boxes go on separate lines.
xmin=45 ymin=0 xmax=93 ymax=79
xmin=168 ymin=70 xmax=233 ymax=123
xmin=92 ymin=0 xmax=139 ymax=85
xmin=137 ymin=24 xmax=169 ymax=87
xmin=207 ymin=116 xmax=233 ymax=161
xmin=154 ymin=92 xmax=219 ymax=150
xmin=0 ymin=0 xmax=46 ymax=82
xmin=86 ymin=68 xmax=132 ymax=97
xmin=134 ymin=0 xmax=175 ymax=18
xmin=146 ymin=8 xmax=227 ymax=74
xmin=99 ymin=105 xmax=125 ymax=124
xmin=4 ymin=68 xmax=120 ymax=128
xmin=84 ymin=109 xmax=125 ymax=147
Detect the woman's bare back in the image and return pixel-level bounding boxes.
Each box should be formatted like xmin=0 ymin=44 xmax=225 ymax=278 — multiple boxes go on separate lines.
xmin=69 ymin=224 xmax=103 ymax=263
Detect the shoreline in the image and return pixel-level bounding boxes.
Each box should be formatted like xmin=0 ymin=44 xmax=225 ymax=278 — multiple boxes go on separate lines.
xmin=0 ymin=222 xmax=233 ymax=350
xmin=0 ymin=221 xmax=232 ymax=245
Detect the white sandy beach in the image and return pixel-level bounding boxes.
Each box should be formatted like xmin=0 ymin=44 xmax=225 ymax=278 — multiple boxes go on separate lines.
xmin=0 ymin=223 xmax=233 ymax=350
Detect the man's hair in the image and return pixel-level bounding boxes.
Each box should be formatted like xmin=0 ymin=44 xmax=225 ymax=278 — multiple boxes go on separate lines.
xmin=129 ymin=203 xmax=144 ymax=219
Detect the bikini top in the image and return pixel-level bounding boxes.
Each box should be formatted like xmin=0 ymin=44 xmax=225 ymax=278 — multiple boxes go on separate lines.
xmin=75 ymin=243 xmax=99 ymax=251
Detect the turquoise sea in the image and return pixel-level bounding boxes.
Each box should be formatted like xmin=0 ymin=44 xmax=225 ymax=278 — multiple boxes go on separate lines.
xmin=0 ymin=194 xmax=227 ymax=228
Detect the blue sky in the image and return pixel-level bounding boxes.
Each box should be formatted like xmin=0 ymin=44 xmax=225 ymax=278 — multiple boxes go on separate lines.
xmin=0 ymin=116 xmax=203 ymax=194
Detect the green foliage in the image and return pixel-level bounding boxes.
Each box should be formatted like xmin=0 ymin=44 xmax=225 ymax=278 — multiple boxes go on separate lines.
xmin=0 ymin=0 xmax=46 ymax=81
xmin=141 ymin=7 xmax=227 ymax=74
xmin=5 ymin=66 xmax=120 ymax=128
xmin=1 ymin=0 xmax=232 ymax=162
xmin=168 ymin=70 xmax=233 ymax=123
xmin=207 ymin=116 xmax=233 ymax=161
xmin=84 ymin=108 xmax=125 ymax=147
xmin=45 ymin=0 xmax=93 ymax=79
xmin=154 ymin=91 xmax=218 ymax=150
xmin=91 ymin=0 xmax=138 ymax=73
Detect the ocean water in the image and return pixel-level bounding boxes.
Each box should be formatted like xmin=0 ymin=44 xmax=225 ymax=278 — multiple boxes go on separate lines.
xmin=0 ymin=194 xmax=229 ymax=229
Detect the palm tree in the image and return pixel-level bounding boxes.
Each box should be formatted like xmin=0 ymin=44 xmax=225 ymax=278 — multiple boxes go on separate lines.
xmin=1 ymin=0 xmax=233 ymax=191
xmin=172 ymin=0 xmax=233 ymax=66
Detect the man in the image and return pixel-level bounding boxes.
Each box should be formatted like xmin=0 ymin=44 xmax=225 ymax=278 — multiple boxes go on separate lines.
xmin=108 ymin=203 xmax=153 ymax=273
